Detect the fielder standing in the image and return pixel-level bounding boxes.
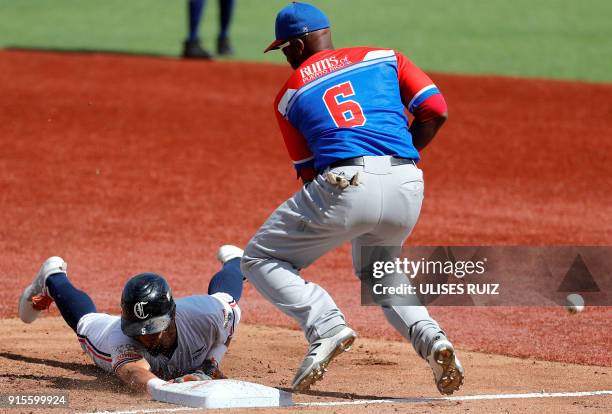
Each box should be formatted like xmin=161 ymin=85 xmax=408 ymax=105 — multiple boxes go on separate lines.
xmin=241 ymin=2 xmax=464 ymax=394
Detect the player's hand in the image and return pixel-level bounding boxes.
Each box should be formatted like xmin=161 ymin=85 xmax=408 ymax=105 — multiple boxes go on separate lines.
xmin=298 ymin=166 xmax=316 ymax=184
xmin=201 ymin=358 xmax=227 ymax=379
xmin=170 ymin=370 xmax=212 ymax=383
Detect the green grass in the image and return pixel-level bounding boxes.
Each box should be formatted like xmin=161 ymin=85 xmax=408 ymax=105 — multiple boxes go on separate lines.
xmin=1 ymin=0 xmax=611 ymax=82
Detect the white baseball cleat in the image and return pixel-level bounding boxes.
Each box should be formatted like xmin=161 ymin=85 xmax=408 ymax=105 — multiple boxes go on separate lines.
xmin=292 ymin=326 xmax=357 ymax=391
xmin=18 ymin=256 xmax=67 ymax=323
xmin=216 ymin=245 xmax=244 ymax=264
xmin=426 ymin=338 xmax=465 ymax=395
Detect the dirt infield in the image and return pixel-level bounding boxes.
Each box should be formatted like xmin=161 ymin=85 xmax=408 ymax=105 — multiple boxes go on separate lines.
xmin=1 ymin=318 xmax=611 ymax=413
xmin=1 ymin=50 xmax=611 ymax=412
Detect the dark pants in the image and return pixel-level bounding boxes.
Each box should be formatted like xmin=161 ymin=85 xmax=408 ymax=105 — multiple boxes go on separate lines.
xmin=188 ymin=0 xmax=236 ymax=40
xmin=207 ymin=257 xmax=243 ymax=301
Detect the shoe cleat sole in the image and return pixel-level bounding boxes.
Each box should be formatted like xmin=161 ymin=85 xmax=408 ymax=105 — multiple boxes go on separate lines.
xmin=294 ymin=335 xmax=356 ymax=392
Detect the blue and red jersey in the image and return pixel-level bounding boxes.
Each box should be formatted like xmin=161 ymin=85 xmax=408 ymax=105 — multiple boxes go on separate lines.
xmin=273 ymin=47 xmax=447 ymax=179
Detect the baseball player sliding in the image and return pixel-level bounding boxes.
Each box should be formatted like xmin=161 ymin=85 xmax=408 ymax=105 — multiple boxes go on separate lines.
xmin=241 ymin=2 xmax=464 ymax=394
xmin=18 ymin=245 xmax=245 ymax=398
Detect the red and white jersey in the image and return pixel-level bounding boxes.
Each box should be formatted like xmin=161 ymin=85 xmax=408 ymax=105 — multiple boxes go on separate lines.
xmin=75 ymin=293 xmax=240 ymax=380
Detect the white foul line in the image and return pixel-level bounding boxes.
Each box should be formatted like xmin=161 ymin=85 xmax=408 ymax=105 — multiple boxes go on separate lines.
xmin=82 ymin=408 xmax=199 ymax=414
xmin=82 ymin=390 xmax=612 ymax=414
xmin=297 ymin=390 xmax=612 ymax=407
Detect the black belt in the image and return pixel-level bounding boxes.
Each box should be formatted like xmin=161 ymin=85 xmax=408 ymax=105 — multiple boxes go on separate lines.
xmin=329 ymin=156 xmax=416 ymax=169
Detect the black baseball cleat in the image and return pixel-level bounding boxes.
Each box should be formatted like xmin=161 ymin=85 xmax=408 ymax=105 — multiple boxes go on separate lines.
xmin=182 ymin=39 xmax=213 ymax=59
xmin=217 ymin=36 xmax=234 ymax=56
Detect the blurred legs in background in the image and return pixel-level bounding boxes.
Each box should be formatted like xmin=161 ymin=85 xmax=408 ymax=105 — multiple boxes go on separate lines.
xmin=183 ymin=0 xmax=236 ymax=59
xmin=217 ymin=0 xmax=235 ymax=55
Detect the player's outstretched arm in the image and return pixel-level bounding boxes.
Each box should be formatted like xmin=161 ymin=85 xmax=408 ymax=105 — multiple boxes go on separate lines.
xmin=115 ymin=358 xmax=163 ymax=393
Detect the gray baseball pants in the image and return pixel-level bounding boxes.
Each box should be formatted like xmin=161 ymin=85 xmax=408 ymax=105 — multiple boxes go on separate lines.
xmin=241 ymin=156 xmax=444 ymax=359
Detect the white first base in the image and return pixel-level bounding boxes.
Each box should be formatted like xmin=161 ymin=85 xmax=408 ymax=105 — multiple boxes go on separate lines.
xmin=153 ymin=380 xmax=293 ymax=409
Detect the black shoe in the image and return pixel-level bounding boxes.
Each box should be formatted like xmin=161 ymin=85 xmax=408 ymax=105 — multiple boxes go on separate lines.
xmin=217 ymin=36 xmax=234 ymax=56
xmin=183 ymin=39 xmax=213 ymax=59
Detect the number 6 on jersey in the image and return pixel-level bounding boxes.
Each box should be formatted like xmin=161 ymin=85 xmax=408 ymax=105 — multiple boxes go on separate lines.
xmin=322 ymin=81 xmax=366 ymax=128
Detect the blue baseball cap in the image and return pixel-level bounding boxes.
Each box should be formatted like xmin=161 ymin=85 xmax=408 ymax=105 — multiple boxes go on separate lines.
xmin=264 ymin=2 xmax=330 ymax=53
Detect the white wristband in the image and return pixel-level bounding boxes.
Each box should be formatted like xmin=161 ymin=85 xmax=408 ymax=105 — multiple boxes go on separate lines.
xmin=146 ymin=377 xmax=166 ymax=397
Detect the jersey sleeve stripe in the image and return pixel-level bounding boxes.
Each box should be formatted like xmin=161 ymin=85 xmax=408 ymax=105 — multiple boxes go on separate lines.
xmin=363 ymin=49 xmax=395 ymax=61
xmin=77 ymin=334 xmax=112 ymax=357
xmin=78 ymin=338 xmax=113 ymax=362
xmin=294 ymin=159 xmax=315 ymax=173
xmin=277 ymin=88 xmax=297 ymax=117
xmin=292 ymin=155 xmax=315 ymax=165
xmin=408 ymin=85 xmax=440 ymax=113
xmin=112 ymin=356 xmax=144 ymax=372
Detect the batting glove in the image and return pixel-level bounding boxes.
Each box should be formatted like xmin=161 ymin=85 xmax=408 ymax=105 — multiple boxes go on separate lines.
xmin=201 ymin=358 xmax=227 ymax=379
xmin=170 ymin=370 xmax=212 ymax=383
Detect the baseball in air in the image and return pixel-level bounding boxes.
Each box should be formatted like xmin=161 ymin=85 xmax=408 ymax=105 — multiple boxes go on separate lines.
xmin=565 ymin=293 xmax=585 ymax=314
